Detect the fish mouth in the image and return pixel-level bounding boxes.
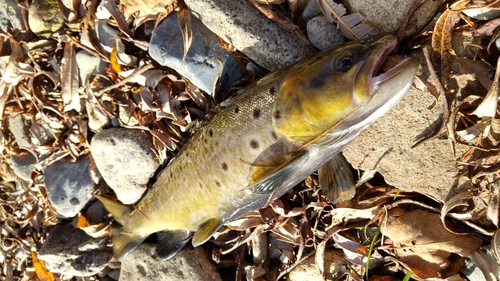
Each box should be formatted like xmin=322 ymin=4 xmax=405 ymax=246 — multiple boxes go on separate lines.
xmin=369 ymin=35 xmax=416 ymax=92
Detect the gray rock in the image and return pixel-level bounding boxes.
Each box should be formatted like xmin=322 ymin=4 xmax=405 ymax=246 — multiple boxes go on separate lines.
xmin=10 ymin=150 xmax=37 ymax=181
xmin=81 ymin=19 xmax=119 ymax=53
xmin=302 ymin=0 xmax=322 ymax=22
xmin=288 ymin=250 xmax=349 ymax=281
xmin=28 ymin=0 xmax=65 ymax=38
xmin=76 ymin=50 xmax=107 ymax=85
xmin=86 ymin=200 xmax=107 ymax=225
xmin=343 ymin=0 xmax=441 ymax=37
xmin=149 ymin=11 xmax=243 ymax=96
xmin=343 ymin=86 xmax=471 ymax=203
xmin=120 ymin=244 xmax=222 ymax=281
xmin=0 ymin=0 xmax=24 ymax=33
xmin=462 ymin=8 xmax=500 ymax=21
xmin=38 ymin=224 xmax=113 ymax=278
xmin=44 ymin=156 xmax=98 ymax=218
xmin=306 ymin=16 xmax=345 ymax=50
xmin=90 ymin=128 xmax=160 ymax=204
xmin=184 ymin=0 xmax=314 ymax=71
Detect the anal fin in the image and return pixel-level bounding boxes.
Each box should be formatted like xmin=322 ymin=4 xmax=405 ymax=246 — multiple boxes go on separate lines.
xmin=111 ymin=224 xmax=147 ymax=261
xmin=318 ymin=153 xmax=356 ymax=204
xmin=156 ymin=230 xmax=191 ymax=260
xmin=249 ymin=150 xmax=306 ymax=194
xmin=192 ymin=218 xmax=222 ymax=247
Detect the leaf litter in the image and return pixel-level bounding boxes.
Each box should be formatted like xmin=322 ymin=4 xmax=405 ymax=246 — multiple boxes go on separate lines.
xmin=2 ymin=0 xmax=500 ymax=280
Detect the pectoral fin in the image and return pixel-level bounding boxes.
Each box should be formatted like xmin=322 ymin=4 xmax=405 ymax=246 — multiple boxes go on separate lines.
xmin=156 ymin=230 xmax=191 ymax=260
xmin=192 ymin=218 xmax=222 ymax=247
xmin=248 ymin=150 xmax=306 ymax=194
xmin=318 ymin=153 xmax=356 ymax=204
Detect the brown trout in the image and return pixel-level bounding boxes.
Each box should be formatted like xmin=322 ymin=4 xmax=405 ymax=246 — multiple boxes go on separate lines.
xmin=96 ymin=34 xmax=419 ymax=260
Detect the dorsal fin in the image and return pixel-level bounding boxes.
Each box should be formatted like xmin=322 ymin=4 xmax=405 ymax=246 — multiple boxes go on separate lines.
xmin=192 ymin=218 xmax=222 ymax=247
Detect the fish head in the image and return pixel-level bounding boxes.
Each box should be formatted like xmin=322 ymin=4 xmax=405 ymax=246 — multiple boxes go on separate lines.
xmin=272 ymin=34 xmax=419 ymax=143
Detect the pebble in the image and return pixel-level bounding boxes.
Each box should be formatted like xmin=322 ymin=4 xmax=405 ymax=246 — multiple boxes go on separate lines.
xmin=28 ymin=0 xmax=65 ymax=38
xmin=0 ymin=0 xmax=24 ymax=33
xmin=76 ymin=50 xmax=107 ymax=85
xmin=80 ymin=19 xmax=119 ymax=53
xmin=343 ymin=0 xmax=441 ymax=37
xmin=10 ymin=150 xmax=37 ymax=181
xmin=38 ymin=224 xmax=113 ymax=278
xmin=288 ymin=250 xmax=349 ymax=281
xmin=86 ymin=98 xmax=111 ymax=132
xmin=43 ymin=156 xmax=99 ymax=218
xmin=306 ymin=16 xmax=345 ymax=50
xmin=184 ymin=0 xmax=314 ymax=71
xmin=149 ymin=11 xmax=244 ymax=96
xmin=119 ymin=244 xmax=222 ymax=281
xmin=90 ymin=128 xmax=160 ymax=204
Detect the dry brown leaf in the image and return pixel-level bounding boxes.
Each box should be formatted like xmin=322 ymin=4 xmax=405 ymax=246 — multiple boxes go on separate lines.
xmin=119 ymin=0 xmax=177 ymax=18
xmin=32 ymin=251 xmax=56 ymax=281
xmin=381 ymin=208 xmax=483 ymax=279
xmin=110 ymin=45 xmax=123 ymax=73
xmin=61 ymin=42 xmax=81 ymax=113
xmin=432 ymin=0 xmax=469 ymax=89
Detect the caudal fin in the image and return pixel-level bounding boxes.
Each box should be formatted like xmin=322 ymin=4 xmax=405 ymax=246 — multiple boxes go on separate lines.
xmin=95 ymin=195 xmax=147 ymax=261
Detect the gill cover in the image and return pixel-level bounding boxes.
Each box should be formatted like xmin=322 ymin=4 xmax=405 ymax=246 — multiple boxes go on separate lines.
xmin=272 ymin=35 xmax=397 ymax=142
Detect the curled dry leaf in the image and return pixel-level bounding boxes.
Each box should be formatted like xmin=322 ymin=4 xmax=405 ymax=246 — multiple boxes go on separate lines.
xmin=472 ymin=57 xmax=500 ymax=118
xmin=381 ymin=208 xmax=483 ymax=279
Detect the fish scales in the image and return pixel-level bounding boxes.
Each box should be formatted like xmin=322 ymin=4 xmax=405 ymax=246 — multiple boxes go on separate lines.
xmin=96 ymin=34 xmax=420 ymax=260
xmin=136 ymin=76 xmax=284 ymax=233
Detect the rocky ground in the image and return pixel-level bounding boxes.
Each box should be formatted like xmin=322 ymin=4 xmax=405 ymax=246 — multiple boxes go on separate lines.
xmin=1 ymin=0 xmax=500 ymax=280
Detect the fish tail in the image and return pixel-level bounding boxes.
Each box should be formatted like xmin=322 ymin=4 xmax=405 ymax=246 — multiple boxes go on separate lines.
xmin=95 ymin=195 xmax=147 ymax=260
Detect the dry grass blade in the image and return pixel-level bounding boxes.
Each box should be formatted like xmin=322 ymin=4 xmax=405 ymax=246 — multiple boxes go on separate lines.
xmin=431 ymin=0 xmax=469 ymax=89
xmin=61 ymin=42 xmax=81 ymax=113
xmin=178 ymin=9 xmax=193 ymax=64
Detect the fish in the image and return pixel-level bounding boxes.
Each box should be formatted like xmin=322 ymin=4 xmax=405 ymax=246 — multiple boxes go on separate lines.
xmin=96 ymin=33 xmax=419 ymax=261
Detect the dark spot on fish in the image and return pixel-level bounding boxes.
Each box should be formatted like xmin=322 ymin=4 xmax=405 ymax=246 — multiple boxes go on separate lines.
xmin=199 ymin=183 xmax=203 ymax=189
xmin=186 ymin=152 xmax=190 ymax=157
xmin=272 ymin=131 xmax=278 ymax=140
xmin=274 ymin=110 xmax=281 ymax=120
xmin=269 ymin=86 xmax=276 ymax=96
xmin=253 ymin=108 xmax=261 ymax=119
xmin=209 ymin=130 xmax=213 ymax=137
xmin=250 ymin=139 xmax=259 ymax=149
xmin=234 ymin=106 xmax=240 ymax=114
xmin=215 ymin=180 xmax=221 ymax=187
xmin=222 ymin=162 xmax=228 ymax=171
xmin=309 ymin=75 xmax=326 ymax=89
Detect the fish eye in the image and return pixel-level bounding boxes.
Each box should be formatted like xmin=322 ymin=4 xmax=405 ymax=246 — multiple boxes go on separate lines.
xmin=335 ymin=56 xmax=353 ymax=72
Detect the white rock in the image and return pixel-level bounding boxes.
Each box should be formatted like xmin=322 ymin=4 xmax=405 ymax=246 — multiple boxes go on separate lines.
xmin=80 ymin=19 xmax=119 ymax=53
xmin=76 ymin=50 xmax=107 ymax=85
